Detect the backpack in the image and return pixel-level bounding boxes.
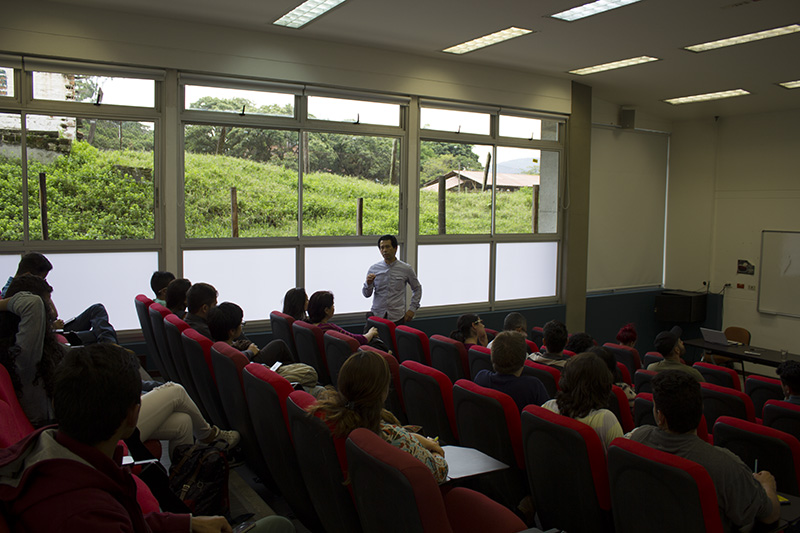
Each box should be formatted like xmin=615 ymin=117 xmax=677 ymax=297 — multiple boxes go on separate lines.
xmin=168 ymin=440 xmax=230 ymax=516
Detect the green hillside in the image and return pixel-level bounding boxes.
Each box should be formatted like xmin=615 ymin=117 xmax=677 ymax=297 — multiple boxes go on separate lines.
xmin=0 ymin=140 xmax=537 ymax=240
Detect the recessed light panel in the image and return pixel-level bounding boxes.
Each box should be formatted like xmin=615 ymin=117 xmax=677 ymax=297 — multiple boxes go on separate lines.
xmin=569 ymin=56 xmax=659 ymax=76
xmin=551 ymin=0 xmax=642 ymax=22
xmin=685 ymin=24 xmax=800 ymax=52
xmin=664 ymin=89 xmax=750 ymax=105
xmin=274 ymin=0 xmax=346 ymax=28
xmin=443 ymin=27 xmax=533 ymax=54
xmin=778 ymin=80 xmax=800 ymax=89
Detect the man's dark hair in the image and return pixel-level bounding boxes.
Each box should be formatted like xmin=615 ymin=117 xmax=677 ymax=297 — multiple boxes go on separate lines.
xmin=15 ymin=252 xmax=52 ymax=277
xmin=565 ymin=332 xmax=595 ymax=354
xmin=377 ymin=234 xmax=398 ymax=248
xmin=150 ymin=271 xmax=175 ymax=297
xmin=186 ymin=282 xmax=218 ymax=314
xmin=165 ymin=278 xmax=191 ymax=313
xmin=54 ymin=344 xmax=141 ymax=445
xmin=308 ymin=291 xmax=334 ymax=323
xmin=491 ymin=331 xmax=527 ymax=374
xmin=207 ymin=302 xmax=243 ymax=342
xmin=543 ymin=320 xmax=568 ymax=353
xmin=503 ymin=312 xmax=527 ymax=332
xmin=777 ymin=361 xmax=800 ymax=395
xmin=652 ymin=370 xmax=702 ymax=434
xmin=7 ymin=273 xmax=56 ymax=322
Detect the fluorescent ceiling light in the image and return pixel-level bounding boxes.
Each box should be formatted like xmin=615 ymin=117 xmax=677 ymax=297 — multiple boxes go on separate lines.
xmin=443 ymin=27 xmax=533 ymax=54
xmin=569 ymin=56 xmax=659 ymax=75
xmin=778 ymin=80 xmax=800 ymax=89
xmin=551 ymin=0 xmax=642 ymax=22
xmin=273 ymin=0 xmax=345 ymax=28
xmin=684 ymin=24 xmax=800 ymax=52
xmin=664 ymin=89 xmax=750 ymax=105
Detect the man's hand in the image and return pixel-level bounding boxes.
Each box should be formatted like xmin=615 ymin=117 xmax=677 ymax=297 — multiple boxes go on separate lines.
xmin=404 ymin=310 xmax=415 ymax=323
xmin=190 ymin=516 xmax=232 ymax=533
xmin=365 ymin=326 xmax=379 ymax=342
xmin=754 ymin=470 xmax=777 ymax=491
xmin=247 ymin=343 xmax=260 ymax=356
xmin=53 ymin=319 xmax=65 ymax=329
xmin=366 ymin=273 xmax=376 ymax=286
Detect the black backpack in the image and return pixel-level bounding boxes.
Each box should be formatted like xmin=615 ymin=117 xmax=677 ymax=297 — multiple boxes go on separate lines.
xmin=169 ymin=440 xmax=230 ymax=516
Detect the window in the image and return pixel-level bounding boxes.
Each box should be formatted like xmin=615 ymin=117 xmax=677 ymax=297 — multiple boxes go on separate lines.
xmin=494 ymin=146 xmax=559 ymax=234
xmin=421 ymin=107 xmax=490 ymax=135
xmin=495 ymin=242 xmax=558 ymax=301
xmin=47 ymin=251 xmax=159 ymax=331
xmin=185 ymin=85 xmax=295 ymax=117
xmin=183 ymin=249 xmax=296 ymax=321
xmin=305 ymin=246 xmax=380 ymax=314
xmin=0 ymin=114 xmax=22 ymax=241
xmin=308 ymin=96 xmax=400 ymax=126
xmin=32 ymin=72 xmax=155 ymax=108
xmin=499 ymin=114 xmax=560 ymax=141
xmin=304 ymin=132 xmax=400 ymax=236
xmin=0 ymin=67 xmax=13 ymax=98
xmin=26 ymin=115 xmax=155 ymax=240
xmin=418 ymin=243 xmax=490 ymax=306
xmin=419 ymin=141 xmax=492 ymax=235
xmin=184 ymin=123 xmax=299 ymax=238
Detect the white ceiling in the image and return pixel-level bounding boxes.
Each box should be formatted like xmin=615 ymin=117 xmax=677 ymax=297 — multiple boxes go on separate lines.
xmin=52 ymin=0 xmax=800 ymax=121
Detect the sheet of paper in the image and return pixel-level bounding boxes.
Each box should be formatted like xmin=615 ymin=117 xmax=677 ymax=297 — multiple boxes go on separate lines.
xmin=441 ymin=445 xmax=508 ymax=480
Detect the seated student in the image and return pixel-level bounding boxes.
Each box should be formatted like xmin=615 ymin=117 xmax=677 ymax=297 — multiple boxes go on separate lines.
xmin=474 ymin=331 xmax=549 ymax=412
xmin=529 ymin=319 xmax=569 ymax=367
xmin=590 ymin=345 xmax=635 ymax=408
xmin=776 ymin=360 xmax=800 ymax=405
xmin=150 ymin=271 xmax=175 ymax=307
xmin=616 ymin=322 xmax=637 ymax=348
xmin=283 ymin=287 xmax=308 ymax=321
xmin=165 ymin=277 xmax=192 ymax=318
xmin=565 ymin=332 xmax=595 ymax=354
xmin=542 ymin=352 xmax=623 ymax=449
xmin=0 ymin=343 xmax=292 ymax=533
xmin=647 ymin=326 xmax=704 ymax=382
xmin=208 ymin=302 xmax=318 ymax=393
xmin=626 ymin=371 xmax=779 ymax=531
xmin=308 ymin=290 xmax=378 ymax=346
xmin=486 ymin=312 xmax=528 ymax=351
xmin=450 ymin=313 xmax=488 ymax=351
xmin=309 ymin=350 xmax=448 ymax=483
xmin=0 ymin=274 xmax=66 ymax=426
xmin=2 ymin=252 xmax=118 ymax=345
xmin=183 ymin=282 xmax=217 ymax=339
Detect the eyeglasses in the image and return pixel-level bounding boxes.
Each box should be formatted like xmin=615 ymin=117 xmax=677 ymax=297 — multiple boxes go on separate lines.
xmin=474 ymin=319 xmax=484 ymax=326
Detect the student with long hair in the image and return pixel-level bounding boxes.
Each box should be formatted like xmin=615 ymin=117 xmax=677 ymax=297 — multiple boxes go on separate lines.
xmin=309 ymin=350 xmax=448 ymax=482
xmin=542 ymin=352 xmax=623 ymax=449
xmin=307 ymin=291 xmax=378 ymax=346
xmin=282 ymin=287 xmax=308 ymax=321
xmin=615 ymin=323 xmax=637 ymax=347
xmin=450 ymin=313 xmax=488 ymax=350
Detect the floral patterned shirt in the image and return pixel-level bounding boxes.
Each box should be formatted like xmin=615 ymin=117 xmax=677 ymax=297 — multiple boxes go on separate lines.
xmin=379 ymin=421 xmax=448 ymax=483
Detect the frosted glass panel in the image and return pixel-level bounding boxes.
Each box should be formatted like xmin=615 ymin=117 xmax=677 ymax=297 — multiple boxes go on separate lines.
xmin=418 ymin=244 xmax=489 ymax=306
xmin=0 ymin=255 xmax=22 ymax=279
xmin=495 ymin=242 xmax=558 ymax=301
xmin=183 ymin=248 xmax=295 ymax=321
xmin=45 ymin=252 xmax=158 ymax=331
xmin=305 ymin=246 xmax=382 ymax=315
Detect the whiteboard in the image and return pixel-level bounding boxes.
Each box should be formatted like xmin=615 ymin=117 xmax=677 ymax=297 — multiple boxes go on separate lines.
xmin=758 ymin=230 xmax=800 ymax=317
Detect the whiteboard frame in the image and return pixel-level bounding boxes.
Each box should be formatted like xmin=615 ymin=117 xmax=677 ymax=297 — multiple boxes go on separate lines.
xmin=758 ymin=229 xmax=800 ymax=318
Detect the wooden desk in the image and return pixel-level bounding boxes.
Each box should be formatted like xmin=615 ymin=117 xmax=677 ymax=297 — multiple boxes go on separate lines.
xmin=684 ymin=339 xmax=800 ymax=368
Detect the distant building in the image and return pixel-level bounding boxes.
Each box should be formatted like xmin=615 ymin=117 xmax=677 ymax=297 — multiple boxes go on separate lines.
xmin=421 ymin=169 xmax=539 ymax=192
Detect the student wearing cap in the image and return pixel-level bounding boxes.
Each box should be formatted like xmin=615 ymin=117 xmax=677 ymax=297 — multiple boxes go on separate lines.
xmin=646 ymin=326 xmax=705 ymax=383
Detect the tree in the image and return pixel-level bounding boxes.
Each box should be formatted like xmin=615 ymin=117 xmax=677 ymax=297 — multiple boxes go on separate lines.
xmin=419 ymin=141 xmax=482 ymax=182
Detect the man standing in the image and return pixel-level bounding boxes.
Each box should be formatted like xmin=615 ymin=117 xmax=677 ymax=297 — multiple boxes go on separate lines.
xmin=626 ymin=371 xmax=779 ymax=531
xmin=362 ymin=234 xmax=421 ymax=325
